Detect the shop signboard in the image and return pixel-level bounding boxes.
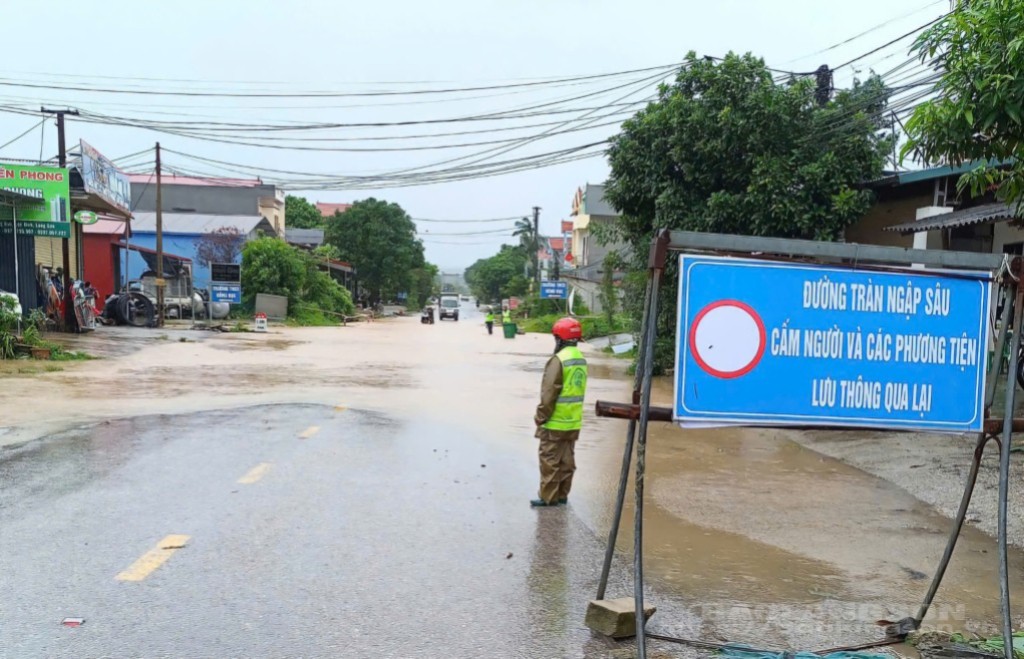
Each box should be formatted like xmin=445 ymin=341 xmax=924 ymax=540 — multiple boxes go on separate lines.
xmin=210 ymin=283 xmax=242 ymax=304
xmin=74 ymin=210 xmax=99 ymax=225
xmin=0 ymin=163 xmax=71 ymax=238
xmin=80 ymin=140 xmax=131 ymax=216
xmin=211 ymin=262 xmax=241 ymax=283
xmin=540 ymin=281 xmax=569 ymax=299
xmin=673 ymin=255 xmax=991 ymax=433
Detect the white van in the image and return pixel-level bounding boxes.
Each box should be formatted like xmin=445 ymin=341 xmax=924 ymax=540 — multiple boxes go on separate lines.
xmin=438 ymin=294 xmax=460 ymax=321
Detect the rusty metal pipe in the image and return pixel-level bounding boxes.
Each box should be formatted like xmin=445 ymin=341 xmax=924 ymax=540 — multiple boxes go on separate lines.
xmin=595 ymin=400 xmax=1024 ymax=436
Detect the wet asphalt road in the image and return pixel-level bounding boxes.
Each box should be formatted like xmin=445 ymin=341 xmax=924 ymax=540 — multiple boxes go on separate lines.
xmin=0 ymin=402 xmax=690 ymax=658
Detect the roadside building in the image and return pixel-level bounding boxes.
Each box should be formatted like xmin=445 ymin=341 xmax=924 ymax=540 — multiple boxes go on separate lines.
xmin=285 ymin=227 xmax=324 ymax=250
xmin=558 ymin=184 xmax=627 ymax=313
xmin=568 ymin=184 xmax=627 ymax=277
xmin=316 ymin=202 xmax=351 ymax=220
xmin=81 ymin=216 xmax=128 ymax=310
xmin=846 ymin=162 xmax=1021 ymax=257
xmin=125 ymin=213 xmax=277 ymax=289
xmin=129 ymin=174 xmax=286 ymax=235
xmin=284 ymin=227 xmax=358 ymax=297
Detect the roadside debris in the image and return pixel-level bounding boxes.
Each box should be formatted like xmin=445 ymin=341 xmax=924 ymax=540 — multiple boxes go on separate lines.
xmin=101 ymin=292 xmax=156 ymax=328
xmin=61 ymin=618 xmax=85 ymax=627
xmin=908 ymin=630 xmax=1024 ymax=659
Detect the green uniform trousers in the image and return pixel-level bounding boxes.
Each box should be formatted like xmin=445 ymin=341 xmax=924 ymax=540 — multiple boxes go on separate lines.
xmin=537 ymin=427 xmax=580 ymax=504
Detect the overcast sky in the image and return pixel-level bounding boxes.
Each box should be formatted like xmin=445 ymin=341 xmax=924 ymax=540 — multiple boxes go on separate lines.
xmin=0 ymin=0 xmax=948 ymax=271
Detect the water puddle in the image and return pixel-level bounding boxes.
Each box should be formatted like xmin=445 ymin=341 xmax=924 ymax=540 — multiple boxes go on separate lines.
xmin=576 ymin=354 xmax=1024 ymax=646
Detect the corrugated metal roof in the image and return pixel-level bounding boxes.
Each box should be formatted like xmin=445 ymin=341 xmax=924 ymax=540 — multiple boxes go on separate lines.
xmin=285 ymin=227 xmax=324 ymax=246
xmin=128 ymin=174 xmax=262 ymax=188
xmin=864 ymin=160 xmax=1013 ymax=189
xmin=131 ymin=212 xmax=273 ymax=235
xmin=883 ymin=202 xmax=1017 ymax=234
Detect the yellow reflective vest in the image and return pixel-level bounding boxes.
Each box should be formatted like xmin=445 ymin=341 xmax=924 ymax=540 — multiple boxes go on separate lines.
xmin=502 ymin=310 xmax=512 ymax=323
xmin=543 ymin=345 xmax=587 ymax=431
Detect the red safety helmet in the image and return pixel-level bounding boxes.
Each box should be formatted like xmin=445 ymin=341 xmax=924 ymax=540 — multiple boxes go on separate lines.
xmin=552 ymin=317 xmax=582 ymax=341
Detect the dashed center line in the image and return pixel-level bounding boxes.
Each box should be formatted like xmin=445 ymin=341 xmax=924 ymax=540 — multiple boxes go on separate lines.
xmin=237 ymin=462 xmax=272 ymax=484
xmin=116 ymin=535 xmax=191 ymax=582
xmin=299 ymin=425 xmax=320 ymax=439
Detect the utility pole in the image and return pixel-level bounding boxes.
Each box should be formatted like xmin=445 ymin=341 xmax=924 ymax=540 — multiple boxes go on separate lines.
xmin=532 ymin=206 xmax=541 ymax=290
xmin=155 ymin=142 xmax=164 ymax=327
xmin=41 ymin=107 xmax=79 ymax=332
xmin=814 ymin=65 xmax=833 ymax=108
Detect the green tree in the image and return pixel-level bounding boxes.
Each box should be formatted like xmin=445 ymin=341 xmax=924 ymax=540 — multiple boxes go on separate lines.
xmin=605 ymin=52 xmax=893 ymax=372
xmin=901 ymin=0 xmax=1024 ymax=209
xmin=598 ymin=252 xmax=622 ymax=325
xmin=301 ymin=255 xmax=355 ymax=317
xmin=323 ymin=198 xmax=424 ymax=304
xmin=464 ymin=245 xmax=528 ymax=302
xmin=312 ymin=244 xmax=342 ymax=261
xmin=408 ymin=262 xmax=439 ymax=311
xmin=241 ymin=237 xmax=307 ymax=308
xmin=240 ymin=236 xmax=354 ymax=317
xmin=513 ymin=216 xmax=537 ymax=283
xmin=286 ymin=195 xmax=325 ymax=229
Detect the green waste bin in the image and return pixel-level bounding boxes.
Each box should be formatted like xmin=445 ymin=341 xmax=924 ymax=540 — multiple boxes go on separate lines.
xmin=503 ymin=322 xmax=517 ymax=339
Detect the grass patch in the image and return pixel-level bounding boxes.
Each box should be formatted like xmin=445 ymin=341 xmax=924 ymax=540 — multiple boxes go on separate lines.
xmin=287 ymin=306 xmax=339 ymax=327
xmin=45 ymin=365 xmax=63 ymax=372
xmin=519 ymin=314 xmax=630 ymax=340
xmin=48 ymin=344 xmax=94 ymax=361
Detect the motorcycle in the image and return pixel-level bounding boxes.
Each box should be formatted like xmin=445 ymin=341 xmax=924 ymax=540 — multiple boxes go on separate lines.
xmin=421 ymin=306 xmax=435 ymax=324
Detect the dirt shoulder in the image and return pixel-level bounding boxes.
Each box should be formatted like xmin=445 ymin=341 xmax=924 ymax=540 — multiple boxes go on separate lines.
xmin=785 ymin=428 xmax=1024 ymax=549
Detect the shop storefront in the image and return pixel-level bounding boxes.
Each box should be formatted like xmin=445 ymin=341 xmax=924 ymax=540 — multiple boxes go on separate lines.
xmin=0 ymin=163 xmax=72 ymax=314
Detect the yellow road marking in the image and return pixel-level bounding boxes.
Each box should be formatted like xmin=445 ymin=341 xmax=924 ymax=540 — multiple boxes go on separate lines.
xmin=334 ymin=405 xmax=347 ymax=412
xmin=237 ymin=462 xmax=272 ymax=484
xmin=116 ymin=535 xmax=190 ymax=582
xmin=299 ymin=425 xmax=320 ymax=439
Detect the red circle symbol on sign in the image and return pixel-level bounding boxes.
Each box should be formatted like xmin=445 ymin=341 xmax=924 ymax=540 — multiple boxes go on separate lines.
xmin=688 ymin=300 xmax=766 ymax=379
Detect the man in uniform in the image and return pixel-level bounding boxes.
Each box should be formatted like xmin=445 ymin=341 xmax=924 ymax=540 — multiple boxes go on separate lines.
xmin=502 ymin=306 xmax=512 ymax=325
xmin=485 ymin=308 xmax=495 ymax=335
xmin=532 ymin=317 xmax=587 ymax=507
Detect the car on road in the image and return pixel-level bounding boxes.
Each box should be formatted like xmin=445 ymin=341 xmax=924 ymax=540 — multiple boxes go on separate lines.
xmin=438 ymin=293 xmax=460 ymax=321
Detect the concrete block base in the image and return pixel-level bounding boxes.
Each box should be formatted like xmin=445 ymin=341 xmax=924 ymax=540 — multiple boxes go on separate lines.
xmin=584 ymin=597 xmax=656 ymax=639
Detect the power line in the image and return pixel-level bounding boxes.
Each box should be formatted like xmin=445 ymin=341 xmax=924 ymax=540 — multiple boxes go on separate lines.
xmin=0 ymin=118 xmax=45 ymax=152
xmin=832 ymin=13 xmax=948 ymax=71
xmin=417 ymin=227 xmax=517 ymax=236
xmin=412 ymin=216 xmax=523 ymax=223
xmin=781 ymin=0 xmax=946 ymax=66
xmin=0 ymin=63 xmax=681 ymax=99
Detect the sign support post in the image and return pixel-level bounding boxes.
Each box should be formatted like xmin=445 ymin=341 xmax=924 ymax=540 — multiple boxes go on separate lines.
xmin=592 ymin=230 xmax=1020 ymax=659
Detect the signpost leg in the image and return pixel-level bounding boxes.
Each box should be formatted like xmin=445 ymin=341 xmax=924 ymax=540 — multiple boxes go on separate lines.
xmin=633 ymin=267 xmax=663 ymax=659
xmin=916 ymin=284 xmax=1012 ymax=628
xmin=597 ymin=276 xmax=654 ymax=600
xmin=11 ymin=207 xmax=18 ymax=303
xmin=998 ymin=283 xmax=1023 ymax=659
xmin=915 ymin=432 xmax=992 ymax=626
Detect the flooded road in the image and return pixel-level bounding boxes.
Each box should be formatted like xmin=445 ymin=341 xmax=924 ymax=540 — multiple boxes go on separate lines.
xmin=2 ymin=303 xmax=1024 ymax=656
